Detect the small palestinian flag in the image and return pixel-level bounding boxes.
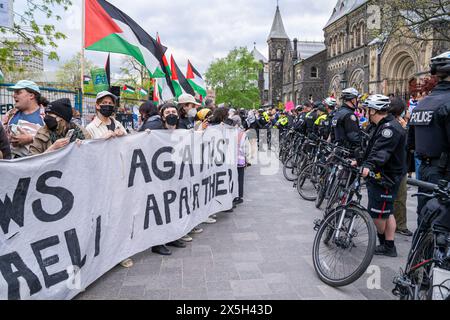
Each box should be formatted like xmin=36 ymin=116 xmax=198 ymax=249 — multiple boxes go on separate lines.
xmin=138 ymin=88 xmax=148 ymax=96
xmin=83 ymin=75 xmax=91 ymax=84
xmin=170 ymin=55 xmax=195 ymax=98
xmin=186 ymin=60 xmax=207 ymax=97
xmin=123 ymin=85 xmax=135 ymax=93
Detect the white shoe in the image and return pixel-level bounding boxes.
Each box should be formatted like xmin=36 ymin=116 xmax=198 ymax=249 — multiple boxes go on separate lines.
xmin=204 ymin=217 xmax=217 ymax=224
xmin=181 ymin=235 xmax=193 ymax=242
xmin=189 ymin=227 xmax=203 ymax=234
xmin=211 ymin=214 xmax=217 ymax=219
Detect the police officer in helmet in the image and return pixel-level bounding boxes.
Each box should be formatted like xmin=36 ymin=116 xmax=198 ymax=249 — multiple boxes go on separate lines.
xmin=356 ymin=94 xmax=407 ymax=257
xmin=332 ymin=88 xmax=361 ymax=150
xmin=408 ymin=51 xmax=450 ymax=222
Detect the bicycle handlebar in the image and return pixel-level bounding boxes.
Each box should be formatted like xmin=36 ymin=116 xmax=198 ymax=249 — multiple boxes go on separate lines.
xmin=407 ymin=178 xmax=437 ymax=192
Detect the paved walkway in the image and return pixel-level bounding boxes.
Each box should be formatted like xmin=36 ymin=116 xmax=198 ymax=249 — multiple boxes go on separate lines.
xmin=76 ymin=150 xmax=418 ymax=300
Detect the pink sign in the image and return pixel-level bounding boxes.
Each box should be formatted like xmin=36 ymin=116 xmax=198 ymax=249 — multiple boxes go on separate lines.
xmin=285 ymin=101 xmax=294 ymax=112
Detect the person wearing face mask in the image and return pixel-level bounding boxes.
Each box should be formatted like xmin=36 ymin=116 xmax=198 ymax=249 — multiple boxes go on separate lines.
xmin=177 ymin=93 xmax=201 ymax=129
xmin=353 ymin=94 xmax=407 ymax=257
xmin=29 ymin=98 xmax=91 ymax=155
xmin=138 ymin=101 xmax=163 ymax=131
xmin=86 ymin=91 xmax=127 ymax=140
xmin=331 ymin=87 xmax=361 ymax=151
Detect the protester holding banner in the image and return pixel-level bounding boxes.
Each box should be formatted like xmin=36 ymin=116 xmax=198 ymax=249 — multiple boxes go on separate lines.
xmin=138 ymin=101 xmax=163 ymax=131
xmin=4 ymin=80 xmax=47 ymax=158
xmin=194 ymin=108 xmax=212 ymax=131
xmin=0 ymin=122 xmax=11 ymax=159
xmin=86 ymin=91 xmax=127 ymax=140
xmin=177 ymin=93 xmax=200 ymax=130
xmin=30 ymin=98 xmax=91 ymax=155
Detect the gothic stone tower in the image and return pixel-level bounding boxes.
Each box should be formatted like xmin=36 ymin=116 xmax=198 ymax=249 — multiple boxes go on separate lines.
xmin=267 ymin=5 xmax=290 ymax=106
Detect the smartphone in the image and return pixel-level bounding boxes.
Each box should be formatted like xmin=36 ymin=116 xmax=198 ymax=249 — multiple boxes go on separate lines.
xmin=66 ymin=129 xmax=75 ymax=140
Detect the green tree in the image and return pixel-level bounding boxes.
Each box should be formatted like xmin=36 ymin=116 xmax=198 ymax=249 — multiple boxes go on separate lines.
xmin=0 ymin=0 xmax=72 ymax=73
xmin=56 ymin=52 xmax=96 ymax=88
xmin=205 ymin=47 xmax=262 ymax=109
xmin=372 ymin=0 xmax=450 ymax=43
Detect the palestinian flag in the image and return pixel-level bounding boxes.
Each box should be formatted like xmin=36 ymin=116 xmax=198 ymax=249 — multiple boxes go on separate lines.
xmin=186 ymin=60 xmax=207 ymax=98
xmin=138 ymin=88 xmax=148 ymax=97
xmin=152 ymin=78 xmax=160 ymax=105
xmin=170 ymin=55 xmax=195 ymax=98
xmin=123 ymin=85 xmax=135 ymax=93
xmin=83 ymin=75 xmax=91 ymax=84
xmin=84 ymin=0 xmax=165 ymax=74
xmin=155 ymin=34 xmax=175 ymax=100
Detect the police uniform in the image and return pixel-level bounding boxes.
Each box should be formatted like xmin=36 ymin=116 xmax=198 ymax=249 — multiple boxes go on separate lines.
xmin=305 ymin=110 xmax=319 ymax=136
xmin=363 ymin=114 xmax=407 ymax=219
xmin=331 ymin=105 xmax=361 ymax=148
xmin=293 ymin=112 xmax=308 ymax=134
xmin=408 ymin=80 xmax=450 ymax=215
xmin=314 ymin=113 xmax=331 ymax=139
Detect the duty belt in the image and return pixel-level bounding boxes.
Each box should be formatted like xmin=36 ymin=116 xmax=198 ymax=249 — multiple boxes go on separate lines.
xmin=420 ymin=157 xmax=440 ymax=166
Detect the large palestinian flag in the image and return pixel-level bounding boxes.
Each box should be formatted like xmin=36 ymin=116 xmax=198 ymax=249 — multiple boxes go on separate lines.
xmin=170 ymin=55 xmax=195 ymax=98
xmin=186 ymin=60 xmax=207 ymax=98
xmin=84 ymin=0 xmax=164 ymax=74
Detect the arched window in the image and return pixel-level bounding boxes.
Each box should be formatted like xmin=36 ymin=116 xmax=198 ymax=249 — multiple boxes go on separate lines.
xmin=276 ymin=49 xmax=282 ymax=59
xmin=360 ymin=23 xmax=365 ymax=45
xmin=311 ymin=66 xmax=318 ymax=78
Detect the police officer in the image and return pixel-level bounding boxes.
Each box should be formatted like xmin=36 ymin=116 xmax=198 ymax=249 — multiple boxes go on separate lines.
xmin=293 ymin=101 xmax=312 ymax=135
xmin=323 ymin=97 xmax=337 ymax=141
xmin=314 ymin=103 xmax=330 ymax=139
xmin=408 ymin=51 xmax=450 ymax=220
xmin=357 ymin=94 xmax=407 ymax=257
xmin=332 ymin=88 xmax=361 ymax=149
xmin=305 ymin=101 xmax=322 ymax=136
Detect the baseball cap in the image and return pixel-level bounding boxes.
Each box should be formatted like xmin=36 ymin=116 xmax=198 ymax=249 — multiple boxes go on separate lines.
xmin=96 ymin=91 xmax=117 ymax=103
xmin=178 ymin=93 xmax=201 ymax=106
xmin=8 ymin=80 xmax=41 ymax=93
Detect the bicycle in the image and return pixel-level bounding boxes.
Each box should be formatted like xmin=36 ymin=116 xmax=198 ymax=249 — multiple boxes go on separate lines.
xmin=312 ymin=168 xmax=377 ymax=287
xmin=392 ymin=179 xmax=450 ymax=300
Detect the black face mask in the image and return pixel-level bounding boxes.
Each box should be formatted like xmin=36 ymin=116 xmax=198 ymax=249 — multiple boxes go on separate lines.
xmin=99 ymin=105 xmax=115 ymax=117
xmin=165 ymin=114 xmax=178 ymax=126
xmin=44 ymin=115 xmax=58 ymax=131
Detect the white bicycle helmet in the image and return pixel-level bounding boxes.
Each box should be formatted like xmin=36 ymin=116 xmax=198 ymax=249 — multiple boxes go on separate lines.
xmin=323 ymin=97 xmax=337 ymax=108
xmin=363 ymin=94 xmax=391 ymax=111
xmin=341 ymin=88 xmax=359 ymax=101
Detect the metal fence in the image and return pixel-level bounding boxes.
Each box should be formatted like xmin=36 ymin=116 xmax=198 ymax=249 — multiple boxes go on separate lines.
xmin=0 ymin=83 xmax=147 ymax=130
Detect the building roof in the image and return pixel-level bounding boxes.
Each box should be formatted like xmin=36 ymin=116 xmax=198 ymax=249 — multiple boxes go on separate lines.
xmin=268 ymin=6 xmax=289 ymax=40
xmin=324 ymin=0 xmax=368 ymax=28
xmin=297 ymin=41 xmax=326 ymax=59
xmin=251 ymin=45 xmax=268 ymax=63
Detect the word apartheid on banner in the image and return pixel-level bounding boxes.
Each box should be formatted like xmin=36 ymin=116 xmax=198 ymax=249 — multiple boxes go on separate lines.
xmin=0 ymin=126 xmax=238 ymax=300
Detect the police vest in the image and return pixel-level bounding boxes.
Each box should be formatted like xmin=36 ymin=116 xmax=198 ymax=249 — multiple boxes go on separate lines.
xmin=262 ymin=112 xmax=270 ymax=123
xmin=409 ymin=82 xmax=450 ymax=158
xmin=332 ymin=106 xmax=358 ymax=145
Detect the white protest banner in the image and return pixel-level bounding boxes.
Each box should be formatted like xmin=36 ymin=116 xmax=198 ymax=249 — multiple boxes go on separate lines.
xmin=0 ymin=126 xmax=238 ymax=300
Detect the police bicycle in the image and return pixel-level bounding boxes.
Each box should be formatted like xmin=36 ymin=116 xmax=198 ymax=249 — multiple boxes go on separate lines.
xmin=312 ymin=165 xmax=377 ymax=287
xmin=393 ymin=179 xmax=450 ymax=300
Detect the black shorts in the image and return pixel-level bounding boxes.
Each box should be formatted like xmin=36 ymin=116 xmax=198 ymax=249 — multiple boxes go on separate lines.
xmin=367 ymin=180 xmax=400 ymax=220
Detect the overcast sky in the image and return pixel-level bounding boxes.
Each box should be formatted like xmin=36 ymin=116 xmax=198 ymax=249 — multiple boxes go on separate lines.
xmin=34 ymin=0 xmax=336 ymax=76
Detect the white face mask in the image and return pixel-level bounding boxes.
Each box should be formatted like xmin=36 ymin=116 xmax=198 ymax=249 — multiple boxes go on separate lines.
xmin=188 ymin=108 xmax=197 ymax=118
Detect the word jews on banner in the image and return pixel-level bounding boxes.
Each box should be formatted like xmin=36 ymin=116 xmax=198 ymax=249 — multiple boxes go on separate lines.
xmin=0 ymin=126 xmax=238 ymax=300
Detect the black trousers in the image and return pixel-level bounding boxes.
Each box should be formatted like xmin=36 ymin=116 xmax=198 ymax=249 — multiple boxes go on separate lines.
xmin=417 ymin=162 xmax=450 ymax=224
xmin=238 ymin=167 xmax=245 ymax=199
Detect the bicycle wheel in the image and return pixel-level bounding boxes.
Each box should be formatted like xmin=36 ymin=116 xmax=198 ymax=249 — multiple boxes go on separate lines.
xmin=402 ymin=231 xmax=434 ymax=300
xmin=315 ymin=169 xmax=330 ymax=208
xmin=312 ymin=205 xmax=376 ymax=287
xmin=297 ymin=163 xmax=324 ymax=201
xmin=283 ymin=155 xmax=298 ymax=181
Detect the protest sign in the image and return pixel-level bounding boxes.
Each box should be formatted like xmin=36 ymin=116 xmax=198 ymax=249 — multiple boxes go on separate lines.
xmin=0 ymin=126 xmax=238 ymax=300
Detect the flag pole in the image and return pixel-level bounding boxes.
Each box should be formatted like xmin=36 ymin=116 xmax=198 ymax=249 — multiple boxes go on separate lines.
xmin=81 ymin=0 xmax=86 ymax=96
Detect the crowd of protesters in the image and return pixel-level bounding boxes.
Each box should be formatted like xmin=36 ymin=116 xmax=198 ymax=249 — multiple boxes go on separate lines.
xmin=0 ymin=81 xmax=251 ymax=268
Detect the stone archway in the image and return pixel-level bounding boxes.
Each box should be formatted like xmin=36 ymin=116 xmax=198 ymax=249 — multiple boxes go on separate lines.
xmin=349 ymin=68 xmax=365 ymax=94
xmin=382 ymin=47 xmax=418 ymax=98
xmin=329 ymin=74 xmax=341 ymax=98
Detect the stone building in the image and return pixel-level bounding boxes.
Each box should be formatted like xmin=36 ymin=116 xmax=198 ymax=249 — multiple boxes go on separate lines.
xmin=261 ymin=1 xmax=449 ymax=107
